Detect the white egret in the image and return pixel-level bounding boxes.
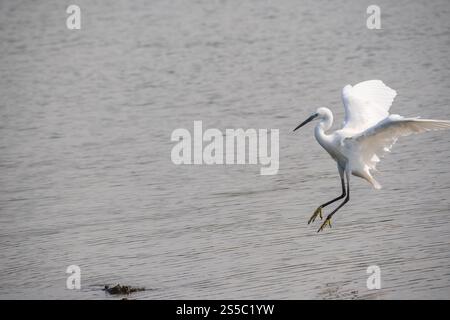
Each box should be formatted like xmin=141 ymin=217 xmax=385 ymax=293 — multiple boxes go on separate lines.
xmin=294 ymin=80 xmax=450 ymax=232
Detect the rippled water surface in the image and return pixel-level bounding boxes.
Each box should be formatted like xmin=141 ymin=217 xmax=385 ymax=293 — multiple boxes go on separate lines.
xmin=1 ymin=0 xmax=450 ymax=299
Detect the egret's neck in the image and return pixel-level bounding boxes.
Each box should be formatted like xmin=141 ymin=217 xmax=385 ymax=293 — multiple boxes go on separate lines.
xmin=314 ymin=113 xmax=333 ymax=147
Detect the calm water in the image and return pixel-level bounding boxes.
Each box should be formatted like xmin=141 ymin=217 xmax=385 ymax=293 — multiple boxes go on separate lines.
xmin=1 ymin=0 xmax=450 ymax=299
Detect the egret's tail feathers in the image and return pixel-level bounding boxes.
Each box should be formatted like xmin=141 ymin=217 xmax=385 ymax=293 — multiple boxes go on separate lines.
xmin=363 ymin=169 xmax=382 ymax=189
xmin=371 ymin=179 xmax=382 ymax=190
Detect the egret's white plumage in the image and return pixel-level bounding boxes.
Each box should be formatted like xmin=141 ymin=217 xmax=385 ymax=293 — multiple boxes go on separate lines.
xmin=342 ymin=80 xmax=397 ymax=132
xmin=345 ymin=115 xmax=450 ymax=189
xmin=294 ymin=80 xmax=450 ymax=231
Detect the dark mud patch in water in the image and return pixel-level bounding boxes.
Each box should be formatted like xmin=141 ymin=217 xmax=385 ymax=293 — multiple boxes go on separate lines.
xmin=103 ymin=284 xmax=146 ymax=295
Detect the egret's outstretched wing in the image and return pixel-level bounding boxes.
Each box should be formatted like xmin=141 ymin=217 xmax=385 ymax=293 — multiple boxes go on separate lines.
xmin=342 ymin=80 xmax=397 ymax=133
xmin=347 ymin=115 xmax=450 ymax=171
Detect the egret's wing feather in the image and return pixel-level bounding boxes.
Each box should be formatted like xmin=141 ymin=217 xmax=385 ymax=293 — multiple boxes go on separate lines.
xmin=352 ymin=80 xmax=397 ymax=113
xmin=342 ymin=80 xmax=397 ymax=133
xmin=348 ymin=115 xmax=450 ymax=171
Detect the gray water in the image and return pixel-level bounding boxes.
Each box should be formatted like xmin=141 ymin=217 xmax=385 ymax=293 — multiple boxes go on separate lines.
xmin=1 ymin=0 xmax=450 ymax=300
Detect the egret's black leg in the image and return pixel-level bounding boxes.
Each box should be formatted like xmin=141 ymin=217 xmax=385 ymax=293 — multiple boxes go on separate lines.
xmin=308 ymin=176 xmax=346 ymax=224
xmin=318 ymin=177 xmax=350 ymax=232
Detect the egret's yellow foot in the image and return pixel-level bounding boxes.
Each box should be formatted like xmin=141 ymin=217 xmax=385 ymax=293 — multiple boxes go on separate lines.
xmin=308 ymin=206 xmax=323 ymax=224
xmin=317 ymin=216 xmax=332 ymax=232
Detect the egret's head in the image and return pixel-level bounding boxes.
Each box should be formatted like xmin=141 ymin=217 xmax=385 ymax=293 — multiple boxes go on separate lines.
xmin=293 ymin=107 xmax=332 ymax=132
xmin=316 ymin=107 xmax=332 ymax=119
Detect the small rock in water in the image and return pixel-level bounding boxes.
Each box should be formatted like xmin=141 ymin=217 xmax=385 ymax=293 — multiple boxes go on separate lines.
xmin=103 ymin=284 xmax=145 ymax=295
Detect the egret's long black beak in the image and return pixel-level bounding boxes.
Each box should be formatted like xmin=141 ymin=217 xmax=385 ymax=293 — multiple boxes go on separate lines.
xmin=293 ymin=113 xmax=318 ymax=132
